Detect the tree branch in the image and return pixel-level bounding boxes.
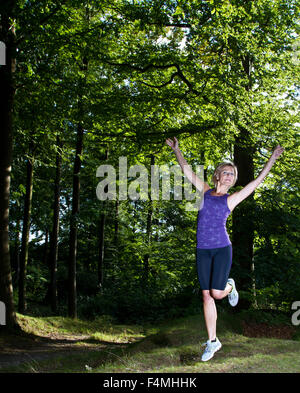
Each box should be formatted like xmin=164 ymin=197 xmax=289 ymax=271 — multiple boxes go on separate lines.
xmin=104 ymin=59 xmax=208 ymax=100
xmin=93 ymin=121 xmax=222 ymax=141
xmin=140 ymin=72 xmax=179 ymax=88
xmin=104 ymin=60 xmax=178 ymax=73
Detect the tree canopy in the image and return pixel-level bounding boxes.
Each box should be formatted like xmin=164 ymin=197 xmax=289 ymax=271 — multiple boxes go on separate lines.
xmin=0 ymin=0 xmax=299 ymax=327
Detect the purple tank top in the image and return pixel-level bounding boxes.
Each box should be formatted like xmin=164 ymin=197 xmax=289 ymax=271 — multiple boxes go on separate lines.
xmin=196 ymin=189 xmax=231 ymax=249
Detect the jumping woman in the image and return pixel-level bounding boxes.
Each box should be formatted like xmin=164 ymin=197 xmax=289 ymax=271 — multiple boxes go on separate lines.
xmin=165 ymin=137 xmax=284 ymax=361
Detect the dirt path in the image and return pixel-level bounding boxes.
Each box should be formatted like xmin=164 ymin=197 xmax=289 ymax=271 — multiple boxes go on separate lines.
xmin=0 ymin=331 xmax=125 ymax=371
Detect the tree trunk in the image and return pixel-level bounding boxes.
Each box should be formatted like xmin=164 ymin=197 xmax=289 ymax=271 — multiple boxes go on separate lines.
xmin=232 ymin=129 xmax=255 ymax=308
xmin=98 ymin=148 xmax=108 ymax=288
xmin=68 ymin=122 xmax=84 ymax=319
xmin=98 ymin=213 xmax=106 ymax=288
xmin=0 ymin=0 xmax=17 ymax=329
xmin=42 ymin=229 xmax=49 ymax=267
xmin=18 ymin=154 xmax=34 ymax=314
xmin=68 ymin=45 xmax=88 ymax=318
xmin=12 ymin=220 xmax=21 ymax=287
xmin=143 ymin=155 xmax=155 ymax=283
xmin=231 ymin=53 xmax=256 ymax=308
xmin=114 ymin=198 xmax=119 ymax=246
xmin=48 ymin=135 xmax=62 ymax=313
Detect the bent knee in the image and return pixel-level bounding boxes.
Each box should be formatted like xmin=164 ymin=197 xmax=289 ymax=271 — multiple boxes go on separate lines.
xmin=210 ymin=289 xmax=223 ymax=300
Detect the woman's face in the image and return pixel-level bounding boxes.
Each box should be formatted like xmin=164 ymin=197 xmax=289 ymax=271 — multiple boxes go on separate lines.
xmin=217 ymin=166 xmax=235 ymax=186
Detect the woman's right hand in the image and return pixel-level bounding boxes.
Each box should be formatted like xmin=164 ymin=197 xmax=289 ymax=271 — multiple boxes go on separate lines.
xmin=165 ymin=136 xmax=179 ymax=151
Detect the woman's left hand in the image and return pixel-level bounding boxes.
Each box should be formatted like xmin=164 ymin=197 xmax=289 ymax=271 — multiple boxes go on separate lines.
xmin=271 ymin=145 xmax=285 ymax=160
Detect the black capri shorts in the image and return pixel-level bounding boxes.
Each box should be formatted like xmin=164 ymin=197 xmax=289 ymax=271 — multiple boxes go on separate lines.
xmin=196 ymin=245 xmax=232 ymax=290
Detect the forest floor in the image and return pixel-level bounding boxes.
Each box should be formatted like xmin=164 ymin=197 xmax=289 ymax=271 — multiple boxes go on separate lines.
xmin=0 ymin=309 xmax=300 ymax=373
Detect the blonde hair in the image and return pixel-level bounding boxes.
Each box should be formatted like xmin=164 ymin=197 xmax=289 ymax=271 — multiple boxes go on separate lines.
xmin=212 ymin=161 xmax=238 ymax=188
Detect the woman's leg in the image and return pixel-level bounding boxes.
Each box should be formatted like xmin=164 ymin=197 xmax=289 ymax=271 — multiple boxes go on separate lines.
xmin=202 ymin=290 xmax=217 ymax=341
xmin=210 ymin=245 xmax=233 ymax=300
xmin=196 ymin=249 xmax=218 ymax=340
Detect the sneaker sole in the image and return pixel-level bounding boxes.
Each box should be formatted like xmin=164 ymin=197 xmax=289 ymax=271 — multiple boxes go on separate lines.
xmin=201 ymin=343 xmax=222 ymax=362
xmin=229 ymin=291 xmax=239 ymax=307
xmin=228 ymin=279 xmax=239 ymax=307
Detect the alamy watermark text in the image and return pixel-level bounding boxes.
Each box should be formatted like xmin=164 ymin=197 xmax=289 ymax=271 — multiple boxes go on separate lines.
xmin=96 ymin=157 xmax=204 ymax=211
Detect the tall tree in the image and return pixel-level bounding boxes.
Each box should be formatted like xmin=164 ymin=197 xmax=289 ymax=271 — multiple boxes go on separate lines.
xmin=18 ymin=144 xmax=35 ymax=313
xmin=48 ymin=135 xmax=62 ymax=313
xmin=143 ymin=154 xmax=155 ymax=284
xmin=98 ymin=213 xmax=106 ymax=288
xmin=0 ymin=0 xmax=17 ymax=328
xmin=97 ymin=148 xmax=109 ymax=289
xmin=68 ymin=119 xmax=85 ymax=319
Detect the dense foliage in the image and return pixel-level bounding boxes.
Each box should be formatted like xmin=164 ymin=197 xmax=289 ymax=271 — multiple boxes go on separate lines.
xmin=1 ymin=0 xmax=299 ymax=325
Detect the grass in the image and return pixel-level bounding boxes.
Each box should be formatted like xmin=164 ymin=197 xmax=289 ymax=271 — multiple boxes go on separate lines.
xmin=0 ymin=309 xmax=300 ymax=373
xmin=16 ymin=313 xmax=146 ymax=343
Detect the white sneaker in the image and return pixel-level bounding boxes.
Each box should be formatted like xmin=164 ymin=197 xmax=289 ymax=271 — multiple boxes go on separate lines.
xmin=201 ymin=338 xmax=222 ymax=362
xmin=227 ymin=278 xmax=239 ymax=307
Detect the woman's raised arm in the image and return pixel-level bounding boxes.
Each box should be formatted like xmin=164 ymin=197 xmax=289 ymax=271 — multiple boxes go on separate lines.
xmin=227 ymin=145 xmax=284 ymax=211
xmin=165 ymin=137 xmax=210 ymax=194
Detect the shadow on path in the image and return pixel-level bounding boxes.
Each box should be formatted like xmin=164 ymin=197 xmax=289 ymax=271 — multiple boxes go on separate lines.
xmin=0 ymin=329 xmax=128 ymax=371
